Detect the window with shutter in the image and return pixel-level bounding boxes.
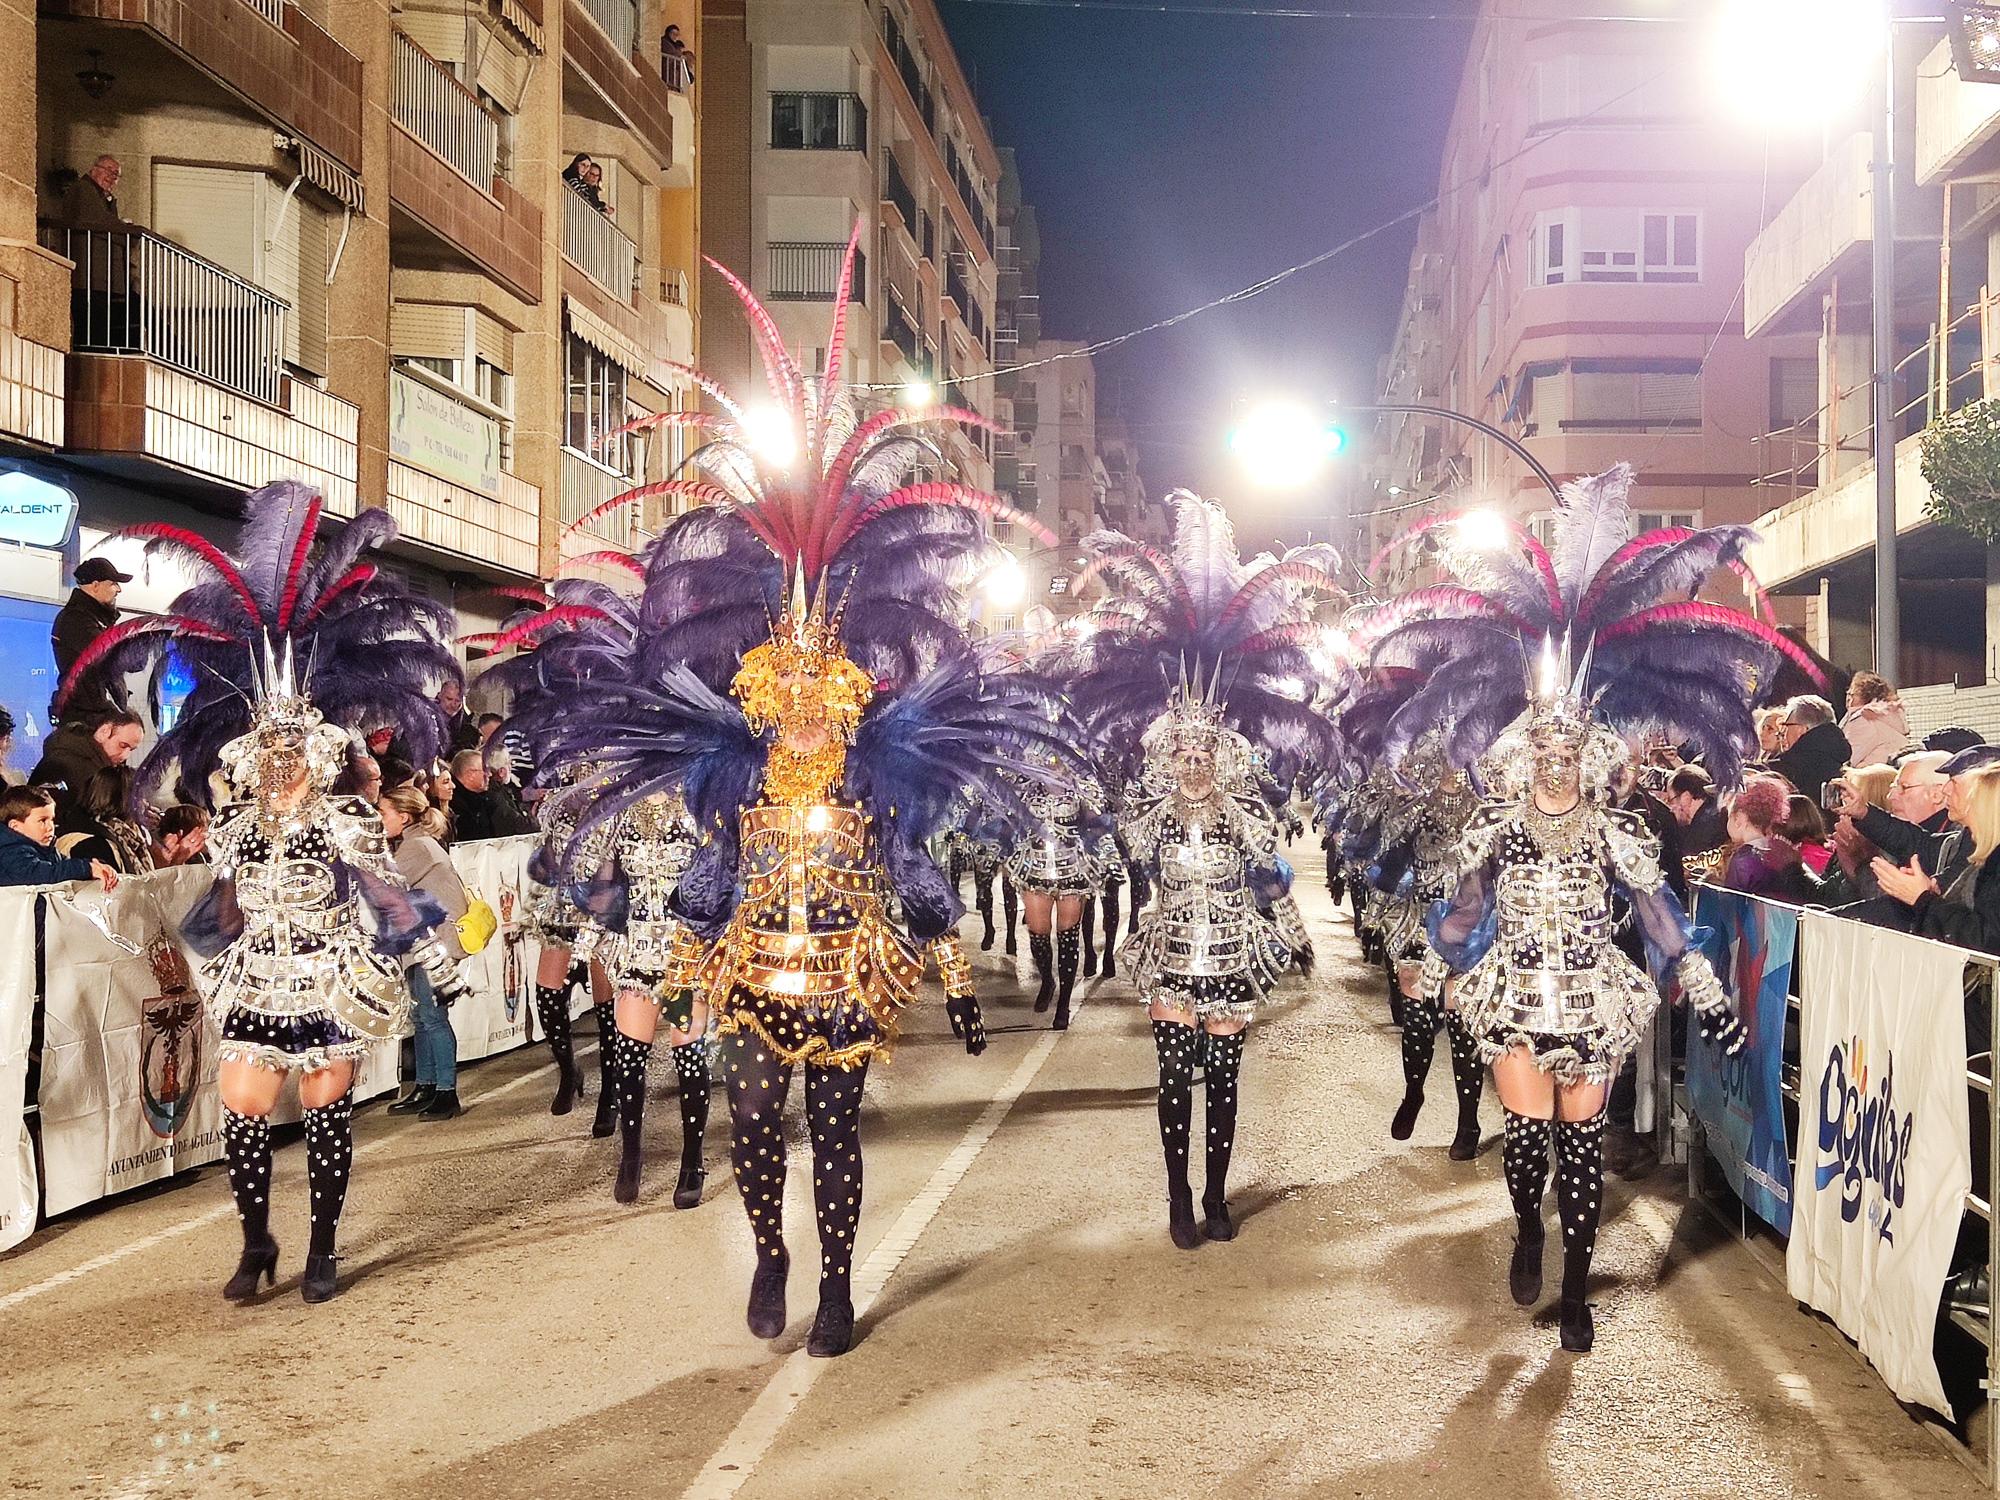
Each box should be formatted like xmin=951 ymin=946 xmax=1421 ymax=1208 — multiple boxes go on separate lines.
xmin=264 ymin=187 xmax=332 ymax=376
xmin=151 ymin=165 xmax=259 ymax=282
xmin=392 ymin=303 xmax=469 ymax=365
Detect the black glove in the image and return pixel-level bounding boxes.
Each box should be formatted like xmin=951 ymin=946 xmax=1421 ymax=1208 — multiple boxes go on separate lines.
xmin=946 ymin=993 xmax=987 ymax=1056
xmin=1699 ymin=1006 xmax=1746 ymax=1056
xmin=1294 ymin=940 xmax=1315 ymax=977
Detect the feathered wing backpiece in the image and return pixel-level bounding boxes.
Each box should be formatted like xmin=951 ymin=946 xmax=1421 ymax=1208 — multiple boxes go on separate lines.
xmin=1067 ymin=491 xmax=1344 ymax=787
xmin=523 ymin=229 xmax=1071 ymax=855
xmin=1352 ymin=463 xmax=1821 ymax=786
xmin=61 ymin=481 xmax=460 ymax=806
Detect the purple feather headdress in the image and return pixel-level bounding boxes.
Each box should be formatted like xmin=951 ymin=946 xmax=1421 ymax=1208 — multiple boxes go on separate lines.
xmin=1352 ymin=463 xmax=1823 ymax=787
xmin=60 ymin=480 xmax=460 ymax=807
xmin=1066 ymin=491 xmax=1343 ymax=787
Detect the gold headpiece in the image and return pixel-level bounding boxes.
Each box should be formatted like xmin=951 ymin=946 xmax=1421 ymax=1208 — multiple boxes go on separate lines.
xmin=733 ymin=570 xmax=875 ymax=804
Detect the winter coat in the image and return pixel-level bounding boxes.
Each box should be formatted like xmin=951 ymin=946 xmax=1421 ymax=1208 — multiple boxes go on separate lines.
xmin=1772 ymin=722 xmax=1853 ymax=805
xmin=392 ymin=833 xmax=470 ymax=961
xmin=1840 ymin=701 xmax=1911 ymax=768
xmin=28 ymin=721 xmax=110 ymax=817
xmin=49 ymin=589 xmax=125 ymax=719
xmin=1910 ymin=857 xmax=2000 ymax=958
xmin=0 ymin=825 xmax=95 ymax=886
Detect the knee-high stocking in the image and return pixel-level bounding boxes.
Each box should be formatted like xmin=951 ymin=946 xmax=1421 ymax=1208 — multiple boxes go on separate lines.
xmin=1153 ymin=1020 xmax=1200 ymax=1245
xmin=1081 ymin=897 xmax=1098 ymax=975
xmin=1554 ymin=1113 xmax=1606 ymax=1302
xmin=591 ymin=1001 xmax=619 ymax=1133
xmin=975 ymin=871 xmax=997 ymax=949
xmin=1100 ymin=885 xmax=1121 ymax=978
xmin=1203 ymin=1031 xmax=1244 ymax=1212
xmin=222 ymin=1108 xmax=273 ymax=1250
xmin=804 ymin=1061 xmax=869 ymax=1308
xmin=1447 ymin=1016 xmax=1485 ymax=1134
xmin=302 ymin=1094 xmax=354 ymax=1258
xmin=1001 ymin=879 xmax=1019 ymax=954
xmin=1029 ymin=930 xmax=1054 ymax=1011
xmin=535 ymin=983 xmax=579 ymax=1114
xmin=1055 ymin=925 xmax=1081 ymax=1028
xmin=610 ymin=1029 xmax=654 ymax=1202
xmin=726 ymin=1044 xmax=794 ymax=1272
xmin=1502 ymin=1111 xmax=1551 ymax=1239
xmin=671 ymin=1039 xmax=709 ymax=1175
xmin=1393 ymin=997 xmax=1441 ymax=1138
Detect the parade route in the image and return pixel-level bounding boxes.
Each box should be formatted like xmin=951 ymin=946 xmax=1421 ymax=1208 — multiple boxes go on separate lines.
xmin=0 ymin=877 xmax=1985 ymax=1500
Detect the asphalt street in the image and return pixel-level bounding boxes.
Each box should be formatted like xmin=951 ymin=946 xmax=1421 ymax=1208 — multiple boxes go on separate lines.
xmin=0 ymin=869 xmax=1985 ymax=1499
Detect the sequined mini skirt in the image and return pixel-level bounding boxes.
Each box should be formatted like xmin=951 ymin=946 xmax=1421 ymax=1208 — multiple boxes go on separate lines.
xmin=219 ymin=1005 xmax=372 ymax=1075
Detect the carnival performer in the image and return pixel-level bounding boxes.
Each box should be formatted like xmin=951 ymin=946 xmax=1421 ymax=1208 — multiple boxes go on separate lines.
xmin=1004 ymin=756 xmax=1111 ymax=1029
xmin=1375 ymin=746 xmax=1486 ymax=1158
xmin=526 ymin=234 xmax=1077 ymax=1356
xmin=524 ymin=772 xmax=618 ymax=1128
xmin=1357 ymin=465 xmax=1810 ymax=1350
xmin=1065 ymin=492 xmax=1341 ymax=1246
xmin=57 ymin=480 xmax=463 ymax=1305
xmin=949 ymin=804 xmax=1016 ymax=954
xmin=1122 ymin=688 xmax=1308 ymax=1246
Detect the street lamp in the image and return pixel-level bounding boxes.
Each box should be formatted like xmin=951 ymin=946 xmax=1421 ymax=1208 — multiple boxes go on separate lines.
xmin=900 ymin=379 xmax=937 ymax=410
xmin=740 ymin=404 xmax=797 ymax=468
xmin=1227 ymin=401 xmax=1347 ymax=489
xmin=982 ymin=553 xmax=1027 ymax=610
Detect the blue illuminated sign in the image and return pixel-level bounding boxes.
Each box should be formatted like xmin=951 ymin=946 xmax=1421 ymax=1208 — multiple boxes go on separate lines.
xmin=0 ymin=470 xmax=79 ymax=549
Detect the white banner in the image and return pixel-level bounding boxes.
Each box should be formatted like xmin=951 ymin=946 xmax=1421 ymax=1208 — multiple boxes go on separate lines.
xmin=0 ymin=892 xmax=37 ymax=1252
xmin=1787 ymin=912 xmax=1970 ymax=1416
xmin=447 ymin=834 xmax=546 ymax=1060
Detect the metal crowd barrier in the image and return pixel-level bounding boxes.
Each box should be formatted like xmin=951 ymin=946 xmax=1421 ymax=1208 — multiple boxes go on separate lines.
xmin=1678 ymin=886 xmax=2000 ymax=1489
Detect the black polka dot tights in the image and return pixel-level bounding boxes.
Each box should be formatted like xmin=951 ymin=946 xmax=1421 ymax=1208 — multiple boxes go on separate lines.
xmin=1203 ymin=1031 xmax=1244 ymax=1210
xmin=1400 ymin=1000 xmax=1484 ymax=1130
xmin=1502 ymin=1110 xmax=1551 ymax=1239
xmin=223 ymin=1108 xmax=273 ymax=1250
xmin=1554 ymin=1111 xmax=1606 ymax=1303
xmin=1152 ymin=1020 xmax=1201 ymax=1209
xmin=302 ymin=1092 xmax=354 ymax=1258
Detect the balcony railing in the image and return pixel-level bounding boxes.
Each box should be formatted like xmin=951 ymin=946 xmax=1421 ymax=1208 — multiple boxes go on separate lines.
xmin=244 ymin=0 xmax=285 ymax=26
xmin=769 ymin=91 xmax=867 ymax=151
xmin=768 ymin=242 xmax=867 ymax=303
xmin=882 ymin=152 xmax=916 ymax=231
xmin=45 ymin=225 xmax=289 ymax=405
xmin=662 ymin=53 xmax=693 ymax=93
xmin=578 ymin=0 xmax=637 ymax=56
xmin=563 ymin=188 xmax=638 ymax=300
xmin=562 ymin=446 xmax=636 ymax=548
xmin=662 ymin=267 xmax=689 ymax=307
xmin=882 ymin=294 xmax=920 ymax=368
xmin=394 ymin=33 xmax=498 ymax=190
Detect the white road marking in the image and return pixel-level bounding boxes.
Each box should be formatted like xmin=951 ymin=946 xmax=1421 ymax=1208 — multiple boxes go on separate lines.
xmin=681 ymin=1017 xmax=1073 ymax=1500
xmin=0 ymin=1043 xmax=591 ymax=1315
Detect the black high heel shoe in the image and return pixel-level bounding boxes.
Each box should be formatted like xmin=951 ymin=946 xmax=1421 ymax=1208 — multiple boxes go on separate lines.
xmin=747 ymin=1251 xmax=791 ymax=1338
xmin=1448 ymin=1115 xmax=1482 ymax=1161
xmin=614 ymin=1138 xmax=643 ymax=1204
xmin=1559 ymin=1296 xmax=1594 ymax=1352
xmin=806 ymin=1295 xmax=855 ymax=1358
xmin=1509 ymin=1231 xmax=1545 ymax=1307
xmin=301 ymin=1253 xmax=340 ymax=1304
xmin=1390 ymin=1089 xmax=1423 ymax=1141
xmin=1201 ymin=1193 xmax=1236 ymax=1243
xmin=1168 ymin=1189 xmax=1201 ymax=1251
xmin=222 ymin=1240 xmax=278 ymax=1302
xmin=591 ymin=1087 xmax=618 ymax=1140
xmin=672 ymin=1161 xmax=705 ymax=1210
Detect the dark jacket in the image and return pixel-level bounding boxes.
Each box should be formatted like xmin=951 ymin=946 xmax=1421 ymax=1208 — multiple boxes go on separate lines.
xmin=50 ymin=588 xmax=124 ymax=719
xmin=28 ymin=721 xmax=110 ymax=815
xmin=443 ymin=710 xmax=481 ymax=756
xmin=1772 ymin=722 xmax=1853 ymax=804
xmin=451 ymin=781 xmax=536 ymax=842
xmin=1910 ymin=857 xmax=2000 ymax=958
xmin=0 ymin=825 xmax=95 ymax=886
xmin=1855 ymin=805 xmax=1966 ymax=886
xmin=1681 ymin=799 xmax=1728 ymax=859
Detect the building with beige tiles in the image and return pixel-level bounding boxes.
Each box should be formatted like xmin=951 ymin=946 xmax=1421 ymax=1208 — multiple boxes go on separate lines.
xmin=0 ymin=0 xmax=705 ymax=751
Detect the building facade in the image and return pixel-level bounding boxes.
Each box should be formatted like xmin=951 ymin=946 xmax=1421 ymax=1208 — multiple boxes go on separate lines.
xmin=1369 ymin=0 xmax=1811 ymax=603
xmin=0 ymin=0 xmax=705 ymax=752
xmin=697 ymin=0 xmax=998 ymax=496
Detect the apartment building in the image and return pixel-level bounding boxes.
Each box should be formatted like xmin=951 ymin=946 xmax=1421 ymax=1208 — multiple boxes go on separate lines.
xmin=698 ymin=0 xmax=998 ymax=497
xmin=0 ymin=0 xmax=702 ymax=733
xmin=1369 ymin=0 xmax=1810 ymax=600
xmin=1744 ymin=23 xmax=2000 ymax=696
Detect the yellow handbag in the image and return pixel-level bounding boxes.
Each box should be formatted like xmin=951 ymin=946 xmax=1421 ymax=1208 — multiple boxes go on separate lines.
xmin=457 ymin=897 xmax=499 ymax=954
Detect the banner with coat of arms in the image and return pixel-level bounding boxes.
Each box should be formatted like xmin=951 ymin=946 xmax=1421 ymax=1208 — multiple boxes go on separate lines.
xmin=0 ymin=893 xmax=38 ymax=1253
xmin=1787 ymin=912 xmax=1970 ymax=1417
xmin=446 ymin=834 xmax=548 ymax=1059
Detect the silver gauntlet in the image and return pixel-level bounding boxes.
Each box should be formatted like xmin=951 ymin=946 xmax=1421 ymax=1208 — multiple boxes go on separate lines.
xmin=1675 ymin=949 xmax=1728 ymax=1014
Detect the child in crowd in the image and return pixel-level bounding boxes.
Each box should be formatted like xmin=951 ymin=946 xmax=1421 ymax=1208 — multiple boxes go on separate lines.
xmin=0 ymin=785 xmax=119 ymax=889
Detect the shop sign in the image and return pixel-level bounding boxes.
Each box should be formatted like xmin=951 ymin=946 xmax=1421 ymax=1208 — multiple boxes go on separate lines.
xmin=0 ymin=471 xmax=79 ymax=549
xmin=389 ymin=371 xmax=502 ymax=497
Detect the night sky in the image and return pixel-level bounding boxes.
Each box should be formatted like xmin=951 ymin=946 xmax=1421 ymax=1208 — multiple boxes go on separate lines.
xmin=937 ymin=0 xmax=1477 ymax=545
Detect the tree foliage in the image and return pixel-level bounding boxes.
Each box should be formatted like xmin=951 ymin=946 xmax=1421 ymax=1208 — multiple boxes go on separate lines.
xmin=1921 ymin=398 xmax=2000 ymax=543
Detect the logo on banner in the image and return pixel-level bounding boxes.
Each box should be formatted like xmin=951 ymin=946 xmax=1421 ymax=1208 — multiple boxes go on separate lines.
xmin=1814 ymin=1035 xmax=1913 ymax=1243
xmin=498 ymin=883 xmax=524 ymax=1022
xmin=139 ymin=938 xmax=204 ymax=1139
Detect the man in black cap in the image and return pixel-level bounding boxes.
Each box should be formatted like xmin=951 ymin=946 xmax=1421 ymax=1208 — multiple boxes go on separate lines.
xmin=50 ymin=556 xmax=131 ymax=721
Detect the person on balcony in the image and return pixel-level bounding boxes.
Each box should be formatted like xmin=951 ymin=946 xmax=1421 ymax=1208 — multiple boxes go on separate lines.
xmin=60 ymin=155 xmax=123 ymax=227
xmin=660 ymin=24 xmax=694 ymax=87
xmin=562 ymin=154 xmax=610 ymax=216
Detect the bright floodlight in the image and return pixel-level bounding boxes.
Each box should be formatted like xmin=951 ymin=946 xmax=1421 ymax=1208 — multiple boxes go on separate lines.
xmin=983 ymin=555 xmax=1027 ymax=609
xmin=901 ymin=380 xmax=937 ymax=409
xmin=1229 ymin=401 xmax=1343 ymax=489
xmin=741 ymin=405 xmax=797 ymax=467
xmin=1455 ymin=509 xmax=1510 ymax=553
xmin=1711 ymin=0 xmax=1887 ymax=125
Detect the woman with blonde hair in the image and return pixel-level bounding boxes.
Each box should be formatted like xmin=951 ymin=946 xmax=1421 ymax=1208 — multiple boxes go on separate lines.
xmin=380 ymin=783 xmax=470 ymax=1119
xmin=1874 ymin=766 xmax=2000 ymax=956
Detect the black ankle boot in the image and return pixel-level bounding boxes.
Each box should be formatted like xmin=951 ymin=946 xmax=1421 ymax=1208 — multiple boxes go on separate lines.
xmin=419 ymin=1089 xmax=461 ymax=1122
xmin=1449 ymin=1109 xmax=1482 ymax=1161
xmin=748 ymin=1250 xmax=791 ymax=1338
xmin=301 ymin=1253 xmax=340 ymax=1304
xmin=1390 ymin=1088 xmax=1423 ymax=1140
xmin=1030 ymin=932 xmax=1054 ymax=1012
xmin=386 ymin=1084 xmax=435 ymax=1115
xmin=1202 ymin=1191 xmax=1236 ymax=1243
xmin=1168 ymin=1187 xmax=1201 ymax=1251
xmin=673 ymin=1160 xmax=706 ymax=1210
xmin=1559 ymin=1296 xmax=1594 ymax=1352
xmin=222 ymin=1239 xmax=278 ymax=1302
xmin=1510 ymin=1230 xmax=1545 ymax=1307
xmin=980 ymin=911 xmax=996 ymax=951
xmin=1055 ymin=926 xmax=1080 ymax=1029
xmin=806 ymin=1294 xmax=856 ymax=1358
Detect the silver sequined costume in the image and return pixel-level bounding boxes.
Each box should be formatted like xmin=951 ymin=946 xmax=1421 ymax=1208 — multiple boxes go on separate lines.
xmin=592 ymin=794 xmax=699 ymax=994
xmin=1005 ymin=772 xmax=1111 ymax=898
